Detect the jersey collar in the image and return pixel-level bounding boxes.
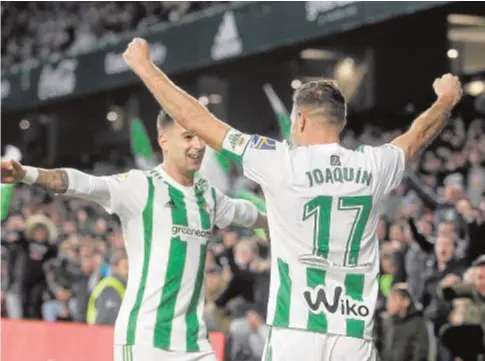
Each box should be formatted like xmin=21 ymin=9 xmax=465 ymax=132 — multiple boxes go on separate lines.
xmin=157 ymin=165 xmax=195 ymax=193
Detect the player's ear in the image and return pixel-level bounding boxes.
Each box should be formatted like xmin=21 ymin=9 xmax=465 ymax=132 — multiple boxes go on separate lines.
xmin=158 ymin=133 xmax=168 ymax=151
xmin=299 ymin=111 xmax=306 ymax=133
xmin=340 ymin=118 xmax=347 ymax=132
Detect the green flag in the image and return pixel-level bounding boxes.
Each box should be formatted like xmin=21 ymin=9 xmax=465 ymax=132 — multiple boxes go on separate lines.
xmin=1 ymin=184 xmax=14 ymax=220
xmin=1 ymin=145 xmax=22 ymax=220
xmin=198 ymin=147 xmax=231 ymax=194
xmin=262 ymin=84 xmax=292 ymax=141
xmin=130 ymin=118 xmax=156 ymax=170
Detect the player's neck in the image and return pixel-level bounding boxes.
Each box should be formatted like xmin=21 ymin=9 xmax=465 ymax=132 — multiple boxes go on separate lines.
xmin=162 ymin=162 xmax=195 ymax=187
xmin=301 ymin=129 xmax=340 ymax=146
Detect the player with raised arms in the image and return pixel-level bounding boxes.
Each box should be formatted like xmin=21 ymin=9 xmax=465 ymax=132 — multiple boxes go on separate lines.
xmin=121 ymin=38 xmax=462 ymax=361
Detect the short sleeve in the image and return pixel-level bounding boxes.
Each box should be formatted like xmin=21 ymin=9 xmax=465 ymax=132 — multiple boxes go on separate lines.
xmin=220 ymin=128 xmax=289 ymax=187
xmin=101 ymin=170 xmax=148 ymax=218
xmin=212 ymin=187 xmax=258 ymax=229
xmin=368 ymin=144 xmax=406 ymax=195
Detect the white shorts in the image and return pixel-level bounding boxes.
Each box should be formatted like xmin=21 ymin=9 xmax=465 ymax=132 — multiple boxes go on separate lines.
xmin=113 ymin=345 xmax=218 ymax=361
xmin=261 ymin=327 xmax=377 ymax=361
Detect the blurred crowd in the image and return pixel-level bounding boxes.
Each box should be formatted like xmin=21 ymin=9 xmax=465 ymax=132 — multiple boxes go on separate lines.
xmin=2 ymin=113 xmax=485 ymax=361
xmin=346 ymin=115 xmax=485 ymax=361
xmin=1 ymin=1 xmax=223 ymax=70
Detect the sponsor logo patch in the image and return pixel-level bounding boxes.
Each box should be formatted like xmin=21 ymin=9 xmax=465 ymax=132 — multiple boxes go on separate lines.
xmin=171 ymin=225 xmax=212 ymax=239
xmin=304 ymin=285 xmax=370 ymax=318
xmin=250 ymin=136 xmax=276 ymax=150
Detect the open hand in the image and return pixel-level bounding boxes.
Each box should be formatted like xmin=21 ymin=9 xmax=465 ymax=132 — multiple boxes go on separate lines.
xmin=1 ymin=159 xmax=26 ymax=184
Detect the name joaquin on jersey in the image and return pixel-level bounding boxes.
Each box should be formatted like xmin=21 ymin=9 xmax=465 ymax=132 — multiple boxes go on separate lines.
xmin=171 ymin=225 xmax=212 ymax=238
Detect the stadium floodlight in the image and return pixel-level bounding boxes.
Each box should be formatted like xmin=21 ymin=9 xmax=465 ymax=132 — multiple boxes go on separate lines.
xmin=447 ymin=49 xmax=459 ymax=59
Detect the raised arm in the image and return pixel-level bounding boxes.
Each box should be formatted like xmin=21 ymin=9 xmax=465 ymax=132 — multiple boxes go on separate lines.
xmin=2 ymin=160 xmax=147 ymax=218
xmin=1 ymin=159 xmax=113 ymax=211
xmin=391 ymin=74 xmax=462 ymax=166
xmin=123 ymin=38 xmax=229 ymax=151
xmin=406 ymin=217 xmax=434 ymax=254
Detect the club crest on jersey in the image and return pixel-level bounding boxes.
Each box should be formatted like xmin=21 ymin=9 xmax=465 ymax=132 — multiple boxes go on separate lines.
xmin=195 ymin=178 xmax=208 ymax=193
xmin=203 ymin=201 xmax=211 ymax=213
xmin=250 ymin=136 xmax=276 ymax=150
xmin=228 ymin=131 xmax=245 ymax=150
xmin=223 ymin=129 xmax=250 ymax=156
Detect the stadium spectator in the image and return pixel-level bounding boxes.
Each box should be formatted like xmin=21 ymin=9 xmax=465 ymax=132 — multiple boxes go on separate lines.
xmin=402 ymin=218 xmax=435 ymax=302
xmin=86 ymin=250 xmax=128 ymax=325
xmin=1 ymin=2 xmax=224 ymax=70
xmin=438 ymin=256 xmax=485 ymax=360
xmin=378 ymin=283 xmax=429 ymax=361
xmin=43 ymin=240 xmax=80 ymax=322
xmin=6 ymin=214 xmax=58 ymax=320
xmin=420 ymin=235 xmax=467 ymax=336
xmin=439 ymin=255 xmax=485 ymax=329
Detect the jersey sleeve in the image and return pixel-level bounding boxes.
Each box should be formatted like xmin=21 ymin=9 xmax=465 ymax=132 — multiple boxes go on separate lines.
xmin=368 ymin=143 xmax=406 ymax=195
xmin=100 ymin=170 xmax=148 ymax=218
xmin=220 ymin=128 xmax=289 ymax=188
xmin=212 ymin=187 xmax=259 ymax=229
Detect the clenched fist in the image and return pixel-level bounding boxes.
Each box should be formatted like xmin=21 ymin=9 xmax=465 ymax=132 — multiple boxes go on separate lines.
xmin=433 ymin=73 xmax=462 ymax=108
xmin=123 ymin=37 xmax=152 ymax=74
xmin=1 ymin=159 xmax=26 ymax=184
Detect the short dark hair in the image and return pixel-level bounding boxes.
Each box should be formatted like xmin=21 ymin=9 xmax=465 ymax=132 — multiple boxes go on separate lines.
xmin=156 ymin=110 xmax=175 ymax=135
xmin=293 ymin=79 xmax=346 ymax=126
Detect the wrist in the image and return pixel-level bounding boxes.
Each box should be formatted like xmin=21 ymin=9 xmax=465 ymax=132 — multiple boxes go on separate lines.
xmin=21 ymin=166 xmax=39 ymax=185
xmin=436 ymin=95 xmax=455 ymax=111
xmin=133 ymin=60 xmax=156 ymax=78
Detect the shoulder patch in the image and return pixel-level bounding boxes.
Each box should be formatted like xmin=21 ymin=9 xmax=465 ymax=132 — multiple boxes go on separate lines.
xmin=222 ymin=128 xmax=251 ymax=156
xmin=250 ymin=135 xmax=276 ymax=150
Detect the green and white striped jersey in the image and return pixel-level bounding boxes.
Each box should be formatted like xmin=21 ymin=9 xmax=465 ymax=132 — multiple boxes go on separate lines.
xmin=221 ymin=130 xmax=405 ymax=340
xmin=98 ymin=165 xmax=257 ymax=352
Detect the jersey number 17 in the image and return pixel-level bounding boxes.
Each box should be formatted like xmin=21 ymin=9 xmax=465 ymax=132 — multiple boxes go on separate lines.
xmin=302 ymin=195 xmax=372 ymax=266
